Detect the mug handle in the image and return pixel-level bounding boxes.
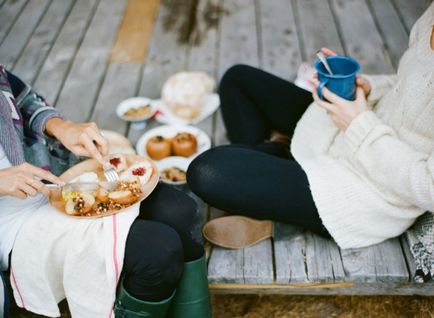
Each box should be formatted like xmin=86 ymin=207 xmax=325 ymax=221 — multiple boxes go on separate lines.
xmin=317 ymin=79 xmax=328 ymax=100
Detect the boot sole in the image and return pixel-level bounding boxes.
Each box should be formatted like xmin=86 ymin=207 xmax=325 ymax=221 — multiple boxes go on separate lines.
xmin=203 ymin=215 xmax=273 ymax=249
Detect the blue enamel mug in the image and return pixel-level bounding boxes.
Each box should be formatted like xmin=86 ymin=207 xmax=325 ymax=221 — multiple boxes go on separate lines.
xmin=314 ymin=55 xmax=360 ymax=101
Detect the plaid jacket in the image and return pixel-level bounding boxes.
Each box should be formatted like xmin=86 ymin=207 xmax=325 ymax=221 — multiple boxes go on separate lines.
xmin=0 ymin=65 xmax=79 ymax=175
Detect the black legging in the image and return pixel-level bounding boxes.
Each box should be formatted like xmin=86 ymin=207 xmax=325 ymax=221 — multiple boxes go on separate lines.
xmin=188 ymin=64 xmax=331 ymax=238
xmin=122 ymin=183 xmax=203 ymax=302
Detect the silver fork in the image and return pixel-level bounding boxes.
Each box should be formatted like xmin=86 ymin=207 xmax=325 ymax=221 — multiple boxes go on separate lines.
xmin=103 ymin=164 xmax=120 ymax=182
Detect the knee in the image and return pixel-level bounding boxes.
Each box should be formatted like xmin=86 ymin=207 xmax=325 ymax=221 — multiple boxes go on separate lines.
xmin=187 ymin=148 xmax=222 ymax=199
xmin=219 ymin=64 xmax=254 ymax=94
xmin=157 ymin=183 xmax=197 ymax=220
xmin=124 ymin=221 xmax=184 ymax=294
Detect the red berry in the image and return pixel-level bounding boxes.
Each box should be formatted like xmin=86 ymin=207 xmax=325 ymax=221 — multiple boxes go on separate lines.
xmin=109 ymin=157 xmax=121 ymax=168
xmin=132 ymin=167 xmax=146 ymax=176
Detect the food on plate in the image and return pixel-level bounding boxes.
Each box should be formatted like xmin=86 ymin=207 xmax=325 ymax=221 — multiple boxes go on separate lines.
xmin=64 ymin=179 xmax=143 ymax=216
xmin=109 ymin=190 xmax=136 ymax=205
xmin=107 ymin=179 xmax=142 ymax=206
xmin=65 ymin=192 xmax=95 ymax=215
xmin=171 ymin=133 xmax=197 ymax=157
xmin=95 ymin=186 xmax=110 ymax=203
xmin=117 ymin=178 xmax=142 ymax=196
xmin=123 ymin=104 xmax=152 ymax=119
xmin=120 ymin=161 xmax=153 ymax=184
xmin=58 ymin=157 xmax=153 ymax=217
xmin=162 ymin=72 xmax=215 ymax=119
xmin=62 ymin=171 xmax=99 ymax=202
xmin=71 ymin=172 xmax=99 ymax=183
xmin=146 ymin=136 xmax=172 ymax=160
xmin=169 ymin=103 xmax=199 ymax=120
xmin=108 ymin=155 xmax=127 ymax=172
xmin=161 ymin=167 xmax=186 ymax=183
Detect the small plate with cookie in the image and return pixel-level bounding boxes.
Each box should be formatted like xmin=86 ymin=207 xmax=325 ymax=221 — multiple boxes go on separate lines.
xmin=156 ymin=156 xmax=190 ymax=185
xmin=135 ymin=125 xmax=211 ymax=163
xmin=116 ymin=97 xmax=157 ymax=129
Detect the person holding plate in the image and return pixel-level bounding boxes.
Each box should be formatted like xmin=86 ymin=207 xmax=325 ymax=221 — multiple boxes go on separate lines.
xmin=0 ymin=66 xmax=211 ymax=317
xmin=188 ymin=3 xmax=434 ymax=280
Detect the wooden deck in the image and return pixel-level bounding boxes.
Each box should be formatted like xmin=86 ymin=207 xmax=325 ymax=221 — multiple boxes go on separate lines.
xmin=1 ymin=0 xmax=433 ymax=296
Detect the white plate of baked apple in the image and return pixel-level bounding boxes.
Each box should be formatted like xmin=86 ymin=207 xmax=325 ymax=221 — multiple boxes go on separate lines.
xmin=135 ymin=125 xmax=211 ymax=162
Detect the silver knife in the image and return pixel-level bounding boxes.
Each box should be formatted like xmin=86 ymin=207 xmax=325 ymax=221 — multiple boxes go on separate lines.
xmin=45 ymin=181 xmax=117 ymax=192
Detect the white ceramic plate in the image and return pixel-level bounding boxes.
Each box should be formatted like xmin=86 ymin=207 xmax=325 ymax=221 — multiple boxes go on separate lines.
xmin=136 ymin=125 xmax=211 ymax=161
xmin=153 ymin=93 xmax=220 ymax=125
xmin=156 ymin=156 xmax=190 ymax=185
xmin=116 ymin=97 xmax=157 ymax=122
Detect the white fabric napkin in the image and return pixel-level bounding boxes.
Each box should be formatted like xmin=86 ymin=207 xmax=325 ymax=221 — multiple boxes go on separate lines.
xmin=10 ymin=202 xmax=139 ymax=318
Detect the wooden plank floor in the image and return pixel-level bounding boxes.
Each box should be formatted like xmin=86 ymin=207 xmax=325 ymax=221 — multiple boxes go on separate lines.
xmin=1 ymin=0 xmax=433 ymax=296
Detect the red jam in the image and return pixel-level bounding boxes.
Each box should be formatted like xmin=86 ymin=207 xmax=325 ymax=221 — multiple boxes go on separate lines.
xmin=109 ymin=157 xmax=121 ymax=168
xmin=132 ymin=167 xmax=146 ymax=176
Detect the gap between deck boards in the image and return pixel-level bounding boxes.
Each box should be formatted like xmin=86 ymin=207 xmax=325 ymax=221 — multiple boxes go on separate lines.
xmin=210 ymin=282 xmax=353 ymax=290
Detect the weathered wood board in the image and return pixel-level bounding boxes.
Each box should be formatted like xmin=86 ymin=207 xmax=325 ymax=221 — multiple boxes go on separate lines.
xmin=0 ymin=0 xmax=51 ymax=69
xmin=55 ymin=0 xmax=127 ymax=122
xmin=12 ymin=0 xmax=75 ymax=84
xmin=367 ymin=0 xmax=409 ymax=70
xmin=330 ymin=0 xmax=392 ymax=74
xmin=274 ymin=223 xmax=309 ymax=283
xmin=90 ymin=62 xmax=142 ymax=135
xmin=294 ymin=0 xmax=344 ymax=61
xmin=392 ymin=0 xmax=432 ymax=33
xmin=0 ymin=0 xmax=28 ymax=44
xmin=110 ymin=0 xmax=160 ymax=63
xmin=127 ymin=0 xmax=193 ymax=144
xmin=33 ymin=0 xmax=100 ymax=105
xmin=258 ymin=0 xmax=302 ymax=80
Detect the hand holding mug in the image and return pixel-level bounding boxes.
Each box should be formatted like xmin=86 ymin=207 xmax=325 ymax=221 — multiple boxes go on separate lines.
xmin=355 ymin=76 xmax=371 ymax=98
xmin=316 ymin=47 xmax=371 ymax=98
xmin=312 ymin=82 xmax=369 ymax=131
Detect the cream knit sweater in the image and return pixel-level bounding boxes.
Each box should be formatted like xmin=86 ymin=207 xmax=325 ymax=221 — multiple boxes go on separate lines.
xmin=291 ymin=3 xmax=434 ymax=249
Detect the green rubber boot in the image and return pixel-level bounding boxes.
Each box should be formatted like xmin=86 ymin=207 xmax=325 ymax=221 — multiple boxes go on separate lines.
xmin=114 ymin=279 xmax=175 ymax=318
xmin=167 ymin=255 xmax=212 ymax=318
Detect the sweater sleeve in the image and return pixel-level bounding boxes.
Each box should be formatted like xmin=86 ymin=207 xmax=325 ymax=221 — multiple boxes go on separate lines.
xmin=343 ymin=109 xmax=434 ymax=212
xmin=19 ymin=90 xmax=65 ymax=139
xmin=7 ymin=70 xmax=64 ymax=139
xmin=362 ymin=74 xmax=397 ymax=105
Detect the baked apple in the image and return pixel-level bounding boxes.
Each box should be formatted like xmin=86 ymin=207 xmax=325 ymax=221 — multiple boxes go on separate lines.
xmin=146 ymin=136 xmax=172 ymax=160
xmin=65 ymin=192 xmax=95 ymax=215
xmin=109 ymin=190 xmax=136 ymax=205
xmin=95 ymin=186 xmax=110 ymax=203
xmin=171 ymin=133 xmax=197 ymax=157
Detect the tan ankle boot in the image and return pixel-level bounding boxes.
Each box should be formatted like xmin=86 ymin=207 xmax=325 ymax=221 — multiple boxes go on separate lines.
xmin=203 ymin=216 xmax=273 ymax=249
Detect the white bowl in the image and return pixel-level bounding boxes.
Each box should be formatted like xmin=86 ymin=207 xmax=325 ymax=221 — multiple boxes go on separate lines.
xmin=116 ymin=97 xmax=157 ymax=122
xmin=136 ymin=125 xmax=211 ymax=161
xmin=156 ymin=156 xmax=190 ymax=185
